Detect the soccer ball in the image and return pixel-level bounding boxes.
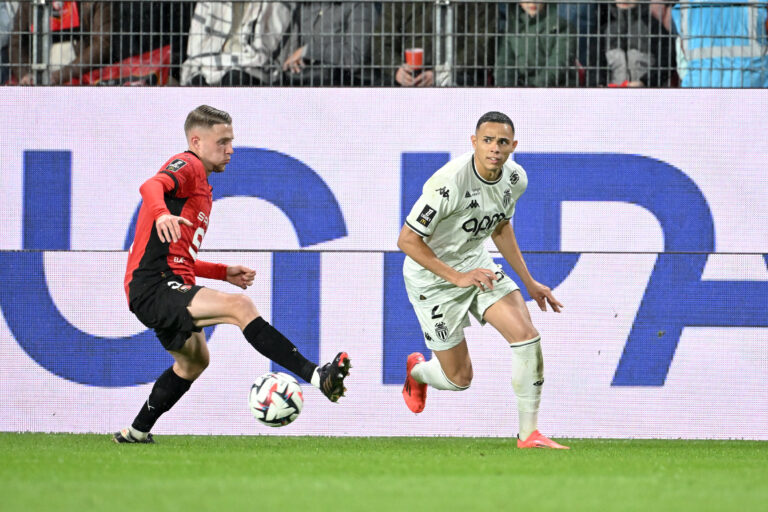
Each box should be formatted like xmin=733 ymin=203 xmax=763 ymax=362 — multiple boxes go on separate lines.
xmin=248 ymin=372 xmax=304 ymax=427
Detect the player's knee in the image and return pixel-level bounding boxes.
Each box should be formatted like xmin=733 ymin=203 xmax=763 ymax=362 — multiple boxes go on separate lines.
xmin=228 ymin=294 xmax=260 ymax=324
xmin=511 ymin=327 xmax=540 ymax=344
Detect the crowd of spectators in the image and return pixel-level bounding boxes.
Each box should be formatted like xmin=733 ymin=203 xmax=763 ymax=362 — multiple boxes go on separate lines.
xmin=0 ymin=0 xmax=766 ymax=87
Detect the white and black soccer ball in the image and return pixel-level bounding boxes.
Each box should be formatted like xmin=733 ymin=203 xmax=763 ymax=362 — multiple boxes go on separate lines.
xmin=248 ymin=372 xmax=304 ymax=427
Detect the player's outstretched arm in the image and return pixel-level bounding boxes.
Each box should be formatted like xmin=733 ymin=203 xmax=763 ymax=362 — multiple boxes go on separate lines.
xmin=193 ymin=261 xmax=254 ymax=289
xmin=397 ymin=225 xmax=496 ymax=291
xmin=491 ymin=220 xmax=563 ymax=312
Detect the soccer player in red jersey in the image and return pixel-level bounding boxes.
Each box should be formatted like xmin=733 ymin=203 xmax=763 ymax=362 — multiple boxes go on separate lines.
xmin=115 ymin=105 xmax=350 ymax=443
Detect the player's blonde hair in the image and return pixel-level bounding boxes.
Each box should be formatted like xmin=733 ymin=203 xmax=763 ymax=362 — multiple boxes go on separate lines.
xmin=184 ymin=105 xmax=232 ymax=135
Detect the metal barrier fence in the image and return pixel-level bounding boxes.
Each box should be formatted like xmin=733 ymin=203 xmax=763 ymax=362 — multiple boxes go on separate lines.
xmin=1 ymin=0 xmax=766 ymax=87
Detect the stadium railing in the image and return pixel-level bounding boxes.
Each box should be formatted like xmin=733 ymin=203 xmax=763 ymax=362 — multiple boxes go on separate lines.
xmin=1 ymin=0 xmax=766 ymax=87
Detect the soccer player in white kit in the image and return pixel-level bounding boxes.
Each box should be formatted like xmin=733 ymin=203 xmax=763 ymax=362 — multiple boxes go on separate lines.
xmin=398 ymin=112 xmax=568 ymax=449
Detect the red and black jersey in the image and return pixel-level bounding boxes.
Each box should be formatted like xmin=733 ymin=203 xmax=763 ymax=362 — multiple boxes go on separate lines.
xmin=124 ymin=151 xmax=226 ymax=305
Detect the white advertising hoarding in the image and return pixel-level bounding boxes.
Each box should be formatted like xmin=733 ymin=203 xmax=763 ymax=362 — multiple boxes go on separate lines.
xmin=0 ymin=88 xmax=766 ymax=438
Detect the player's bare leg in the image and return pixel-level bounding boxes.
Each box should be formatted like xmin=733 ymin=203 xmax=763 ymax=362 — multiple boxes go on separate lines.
xmin=431 ymin=340 xmax=473 ymax=387
xmin=403 ymin=339 xmax=472 ymax=413
xmin=114 ymin=331 xmax=208 ymax=444
xmin=484 ymin=291 xmax=569 ymax=449
xmin=188 ymin=287 xmax=350 ymax=401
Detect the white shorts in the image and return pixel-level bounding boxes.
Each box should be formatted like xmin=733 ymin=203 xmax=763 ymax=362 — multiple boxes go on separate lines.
xmin=405 ymin=264 xmax=520 ymax=351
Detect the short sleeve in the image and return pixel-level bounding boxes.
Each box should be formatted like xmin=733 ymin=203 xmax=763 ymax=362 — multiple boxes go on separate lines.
xmin=505 ymin=165 xmax=528 ymax=220
xmin=404 ymin=182 xmax=456 ymax=237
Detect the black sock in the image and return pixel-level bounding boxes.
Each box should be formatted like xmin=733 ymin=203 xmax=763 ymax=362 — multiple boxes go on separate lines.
xmin=243 ymin=317 xmax=317 ymax=383
xmin=132 ymin=366 xmax=192 ymax=433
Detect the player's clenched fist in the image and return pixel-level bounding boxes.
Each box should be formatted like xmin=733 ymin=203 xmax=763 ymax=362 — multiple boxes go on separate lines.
xmin=226 ymin=266 xmax=256 ymax=290
xmin=155 ymin=214 xmax=193 ymax=243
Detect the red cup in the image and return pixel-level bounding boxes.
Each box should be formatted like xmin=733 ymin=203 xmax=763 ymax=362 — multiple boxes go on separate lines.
xmin=405 ymin=48 xmax=424 ymax=69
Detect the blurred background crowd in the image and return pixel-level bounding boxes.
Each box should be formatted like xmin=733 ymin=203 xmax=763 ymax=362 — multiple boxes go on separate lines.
xmin=1 ymin=0 xmax=766 ymax=87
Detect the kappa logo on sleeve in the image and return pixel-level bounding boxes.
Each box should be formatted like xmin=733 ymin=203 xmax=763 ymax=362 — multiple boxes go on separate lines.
xmin=417 ymin=205 xmax=437 ymax=227
xmin=165 ymin=159 xmax=187 ymax=172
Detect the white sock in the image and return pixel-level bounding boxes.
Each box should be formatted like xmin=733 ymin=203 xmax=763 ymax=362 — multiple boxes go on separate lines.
xmin=411 ymin=357 xmax=468 ymax=391
xmin=128 ymin=425 xmax=148 ymax=441
xmin=310 ymin=368 xmax=320 ymax=388
xmin=510 ymin=336 xmax=544 ymax=440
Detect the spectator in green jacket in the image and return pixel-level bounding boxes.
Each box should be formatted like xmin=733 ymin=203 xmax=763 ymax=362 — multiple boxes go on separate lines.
xmin=496 ymin=2 xmax=577 ymax=87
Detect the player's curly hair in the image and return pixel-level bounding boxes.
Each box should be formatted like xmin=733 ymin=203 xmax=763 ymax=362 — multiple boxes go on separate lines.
xmin=476 ymin=111 xmax=514 ymax=133
xmin=184 ymin=105 xmax=232 ymax=134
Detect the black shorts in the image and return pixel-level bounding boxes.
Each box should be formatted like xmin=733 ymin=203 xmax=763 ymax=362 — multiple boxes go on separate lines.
xmin=129 ymin=275 xmax=204 ymax=351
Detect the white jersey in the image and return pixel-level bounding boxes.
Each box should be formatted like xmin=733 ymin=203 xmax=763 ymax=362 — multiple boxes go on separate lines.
xmin=403 ymin=151 xmax=528 ymax=291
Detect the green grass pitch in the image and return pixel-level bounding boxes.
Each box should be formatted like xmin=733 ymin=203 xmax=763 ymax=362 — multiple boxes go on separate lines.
xmin=1 ymin=433 xmax=765 ymax=511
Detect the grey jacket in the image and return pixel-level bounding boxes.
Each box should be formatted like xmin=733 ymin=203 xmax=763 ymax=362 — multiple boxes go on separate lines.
xmin=285 ymin=2 xmax=378 ymax=85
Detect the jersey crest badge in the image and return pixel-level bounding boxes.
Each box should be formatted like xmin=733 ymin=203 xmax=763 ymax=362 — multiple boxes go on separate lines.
xmin=165 ymin=159 xmax=187 ymax=173
xmin=503 ymin=190 xmax=512 ymax=207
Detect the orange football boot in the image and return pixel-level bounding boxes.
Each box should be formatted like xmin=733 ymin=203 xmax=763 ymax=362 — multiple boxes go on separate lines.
xmin=517 ymin=430 xmax=570 ymax=449
xmin=402 ymin=352 xmax=427 ymax=413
